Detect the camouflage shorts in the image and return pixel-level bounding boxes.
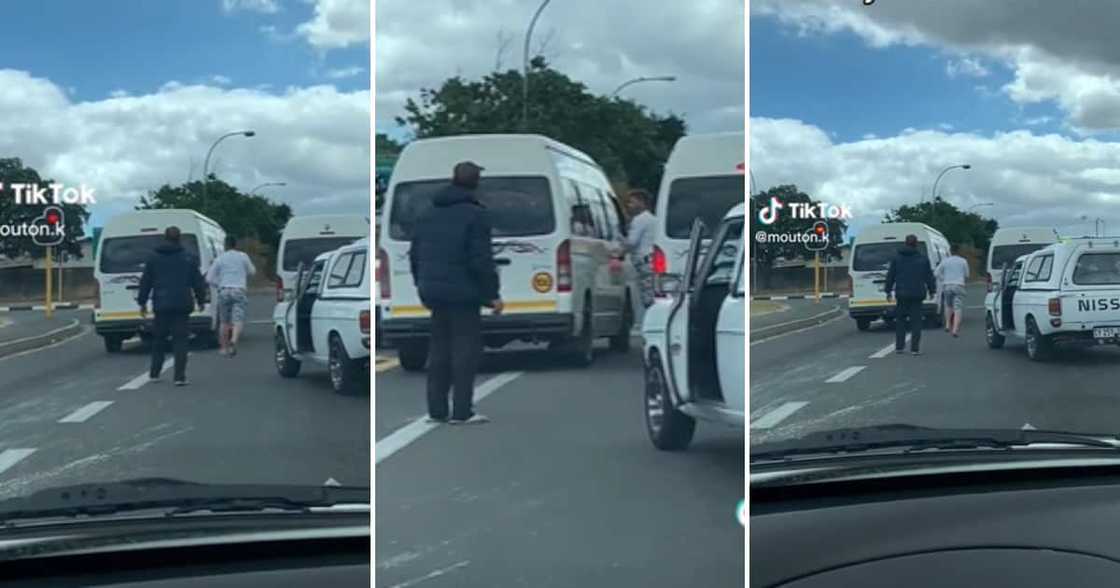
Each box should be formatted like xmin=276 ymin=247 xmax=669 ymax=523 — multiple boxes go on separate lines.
xmin=634 ymin=263 xmax=655 ymax=308
xmin=217 ymin=287 xmax=248 ymax=324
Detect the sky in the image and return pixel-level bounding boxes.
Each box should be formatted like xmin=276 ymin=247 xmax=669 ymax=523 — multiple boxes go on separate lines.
xmin=0 ymin=0 xmax=371 ymax=231
xmin=375 ymin=0 xmax=745 ymax=143
xmin=750 ymin=0 xmax=1120 ymax=240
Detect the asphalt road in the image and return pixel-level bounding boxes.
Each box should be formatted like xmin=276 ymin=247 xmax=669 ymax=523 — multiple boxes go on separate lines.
xmin=375 ymin=340 xmax=744 ymax=587
xmin=0 ymin=294 xmax=369 ymax=502
xmin=749 ymin=283 xmax=1120 ymax=447
xmin=0 ymin=308 xmax=85 ymax=345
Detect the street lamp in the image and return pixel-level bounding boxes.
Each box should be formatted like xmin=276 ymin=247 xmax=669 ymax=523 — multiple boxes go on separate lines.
xmin=611 ymin=75 xmax=676 ymax=98
xmin=968 ymin=202 xmax=994 ymax=212
xmin=522 ymin=0 xmax=553 ymax=131
xmin=202 ymin=130 xmax=256 ymax=209
xmin=249 ymin=181 xmax=286 ymax=196
xmin=926 ymin=163 xmax=971 ymax=226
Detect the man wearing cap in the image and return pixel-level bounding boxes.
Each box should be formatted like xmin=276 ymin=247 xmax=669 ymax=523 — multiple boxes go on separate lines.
xmin=410 ymin=161 xmax=502 ymax=425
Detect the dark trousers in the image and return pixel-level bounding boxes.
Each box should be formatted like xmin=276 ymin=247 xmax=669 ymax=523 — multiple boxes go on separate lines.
xmin=427 ymin=305 xmax=482 ymax=421
xmin=894 ymin=297 xmax=924 ymax=352
xmin=150 ymin=310 xmax=190 ymax=381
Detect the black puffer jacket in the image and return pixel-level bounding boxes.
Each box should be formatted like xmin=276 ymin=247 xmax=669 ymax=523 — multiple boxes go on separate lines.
xmin=409 ymin=185 xmax=500 ymax=308
xmin=884 ymin=247 xmax=936 ymax=300
xmin=137 ymin=243 xmax=208 ymax=313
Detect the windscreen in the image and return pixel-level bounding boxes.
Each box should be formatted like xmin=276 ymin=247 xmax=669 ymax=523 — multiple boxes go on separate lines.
xmin=990 ymin=243 xmax=1051 ymax=270
xmin=282 ymin=237 xmax=361 ymax=272
xmin=388 ymin=177 xmax=555 ymax=240
xmin=665 ymin=175 xmax=746 ymax=238
xmin=851 ymin=241 xmax=928 ymax=271
xmin=99 ymin=235 xmax=200 ymax=274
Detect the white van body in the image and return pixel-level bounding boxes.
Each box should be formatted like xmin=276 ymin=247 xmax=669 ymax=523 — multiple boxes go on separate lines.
xmin=650 ymin=131 xmax=746 ymax=298
xmin=847 ymin=222 xmax=950 ymax=330
xmin=93 ymin=209 xmax=225 ymax=352
xmin=987 ymin=226 xmax=1059 ymax=291
xmin=276 ymin=215 xmax=369 ymax=302
xmin=378 ymin=134 xmax=635 ymax=370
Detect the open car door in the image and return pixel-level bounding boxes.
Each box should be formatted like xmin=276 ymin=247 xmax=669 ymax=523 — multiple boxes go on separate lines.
xmin=664 ymin=220 xmax=707 ymax=405
xmin=716 ymin=233 xmax=746 ymax=415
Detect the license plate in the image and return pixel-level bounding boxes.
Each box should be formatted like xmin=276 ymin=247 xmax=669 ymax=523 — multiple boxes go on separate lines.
xmin=1093 ymin=327 xmax=1120 ymax=340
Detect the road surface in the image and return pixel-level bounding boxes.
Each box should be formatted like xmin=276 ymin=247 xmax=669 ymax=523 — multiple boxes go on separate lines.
xmin=376 ymin=340 xmax=744 ymax=587
xmin=0 ymin=294 xmax=369 ymax=501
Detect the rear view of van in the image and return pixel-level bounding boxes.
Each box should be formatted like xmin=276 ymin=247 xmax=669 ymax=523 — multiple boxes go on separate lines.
xmin=650 ymin=131 xmax=746 ymax=298
xmin=987 ymin=226 xmax=1058 ymax=291
xmin=848 ymin=222 xmax=949 ymax=331
xmin=93 ymin=209 xmax=226 ymax=352
xmin=276 ymin=215 xmax=370 ymax=301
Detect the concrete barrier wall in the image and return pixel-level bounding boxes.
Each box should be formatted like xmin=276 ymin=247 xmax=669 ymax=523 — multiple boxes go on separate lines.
xmin=0 ymin=267 xmax=97 ymax=301
xmin=753 ymin=266 xmax=850 ymax=293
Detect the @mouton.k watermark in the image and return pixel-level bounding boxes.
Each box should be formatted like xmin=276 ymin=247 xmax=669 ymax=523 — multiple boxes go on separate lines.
xmin=0 ymin=183 xmax=97 ymax=246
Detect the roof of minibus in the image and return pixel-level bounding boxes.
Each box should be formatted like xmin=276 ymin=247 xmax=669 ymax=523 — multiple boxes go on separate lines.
xmin=855 ymin=222 xmax=945 ymax=243
xmin=990 ymin=226 xmax=1059 ymax=244
xmin=662 ymin=131 xmax=745 ymax=179
xmin=391 ymin=134 xmax=600 ymax=181
xmin=101 ymin=209 xmax=221 ymax=233
xmin=282 ymin=214 xmax=369 ymax=238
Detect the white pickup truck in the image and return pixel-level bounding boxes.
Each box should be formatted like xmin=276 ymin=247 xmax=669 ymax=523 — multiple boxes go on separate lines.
xmin=274 ymin=238 xmax=371 ymax=394
xmin=985 ymin=237 xmax=1120 ymax=361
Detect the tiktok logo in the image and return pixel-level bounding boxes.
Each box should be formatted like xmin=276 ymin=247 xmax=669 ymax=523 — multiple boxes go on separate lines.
xmin=757 ymin=197 xmax=784 ymax=225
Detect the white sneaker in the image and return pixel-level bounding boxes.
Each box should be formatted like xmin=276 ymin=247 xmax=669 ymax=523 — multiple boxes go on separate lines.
xmin=449 ymin=414 xmax=490 ymax=425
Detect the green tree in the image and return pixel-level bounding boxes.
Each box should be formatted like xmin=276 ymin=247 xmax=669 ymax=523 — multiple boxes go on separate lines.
xmin=395 ymin=57 xmax=687 ymax=193
xmin=749 ymin=185 xmax=848 ymax=269
xmin=884 ymin=197 xmax=998 ymax=253
xmin=0 ymin=158 xmax=90 ymax=260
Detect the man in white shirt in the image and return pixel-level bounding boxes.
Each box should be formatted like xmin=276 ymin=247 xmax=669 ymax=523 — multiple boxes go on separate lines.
xmin=934 ymin=244 xmax=970 ymax=338
xmin=623 ymin=189 xmax=657 ymax=312
xmin=205 ymin=236 xmax=257 ymax=356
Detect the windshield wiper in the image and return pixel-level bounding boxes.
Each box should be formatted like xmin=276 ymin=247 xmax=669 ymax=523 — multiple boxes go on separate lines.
xmin=0 ymin=477 xmax=370 ymax=524
xmin=751 ymin=424 xmax=1120 ymax=462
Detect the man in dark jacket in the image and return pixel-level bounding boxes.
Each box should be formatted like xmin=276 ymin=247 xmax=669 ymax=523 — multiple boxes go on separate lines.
xmin=410 ymin=161 xmax=502 ymax=424
xmin=884 ymin=234 xmax=937 ymax=355
xmin=137 ymin=226 xmax=208 ymax=385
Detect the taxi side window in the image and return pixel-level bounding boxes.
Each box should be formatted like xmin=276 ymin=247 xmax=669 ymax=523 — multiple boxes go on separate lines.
xmin=566 ymin=180 xmax=596 ymax=238
xmin=1024 ymin=255 xmax=1053 ymax=282
xmin=587 ymin=188 xmax=612 ymax=241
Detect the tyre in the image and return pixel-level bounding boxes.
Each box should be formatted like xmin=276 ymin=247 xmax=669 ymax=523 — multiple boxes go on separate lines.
xmin=398 ymin=340 xmax=429 ymax=372
xmin=103 ymin=335 xmax=123 ymax=353
xmin=986 ymin=312 xmax=1005 ymax=349
xmin=328 ymin=334 xmax=362 ymax=395
xmin=568 ymin=304 xmax=595 ymax=367
xmin=644 ymin=351 xmax=695 ymax=451
xmin=1025 ymin=316 xmax=1051 ymax=362
xmin=856 ymin=318 xmax=871 ymax=331
xmin=609 ymin=295 xmax=633 ymax=353
xmin=275 ymin=329 xmax=301 ymax=377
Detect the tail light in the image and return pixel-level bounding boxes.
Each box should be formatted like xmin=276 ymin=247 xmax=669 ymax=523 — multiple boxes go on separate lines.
xmin=986 ymin=274 xmax=992 ymax=293
xmin=377 ymin=247 xmax=390 ymax=299
xmin=652 ymin=245 xmax=667 ymax=274
xmin=557 ymin=240 xmax=572 ymax=292
xmin=360 ymin=309 xmax=370 ymax=335
xmin=276 ymin=278 xmax=284 ymax=302
xmin=1048 ymin=297 xmax=1062 ymax=316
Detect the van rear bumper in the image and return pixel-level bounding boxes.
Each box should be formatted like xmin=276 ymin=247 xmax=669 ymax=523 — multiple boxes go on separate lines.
xmin=94 ymin=316 xmax=214 ymax=337
xmin=382 ymin=313 xmax=574 ymax=341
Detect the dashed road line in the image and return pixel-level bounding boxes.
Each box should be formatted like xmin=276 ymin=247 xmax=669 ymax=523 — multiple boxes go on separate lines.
xmin=869 ymin=335 xmax=911 ymax=358
xmin=376 ymin=371 xmax=523 ymax=465
xmin=376 ymin=357 xmax=400 ymax=372
xmin=825 ymin=366 xmax=866 ymax=383
xmin=0 ymin=449 xmax=36 ymax=475
xmin=118 ymin=358 xmax=173 ymax=390
xmin=59 ymin=401 xmax=114 ymax=423
xmin=751 ymin=401 xmax=809 ymax=429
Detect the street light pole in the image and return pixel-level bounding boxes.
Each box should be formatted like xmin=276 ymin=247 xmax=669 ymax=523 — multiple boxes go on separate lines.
xmin=968 ymin=202 xmax=994 ymax=212
xmin=249 ymin=181 xmax=286 ymax=196
xmin=202 ymin=130 xmax=256 ymax=210
xmin=927 ymin=163 xmax=971 ymax=227
xmin=611 ymin=75 xmax=676 ymax=98
xmin=522 ymin=0 xmax=553 ymax=132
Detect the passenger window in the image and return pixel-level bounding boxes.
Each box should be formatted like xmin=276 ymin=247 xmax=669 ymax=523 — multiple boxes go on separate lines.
xmin=304 ymin=261 xmax=327 ymax=294
xmin=327 ymin=252 xmax=355 ymax=288
xmin=593 ymin=189 xmax=617 ymax=241
xmin=1036 ymin=255 xmax=1053 ymax=281
xmin=567 ymin=180 xmax=595 ymax=238
xmin=606 ymin=193 xmax=627 ymax=238
xmin=343 ymin=252 xmax=367 ymax=288
xmin=586 ymin=188 xmax=610 ymax=241
xmin=1024 ymin=256 xmax=1044 ymax=282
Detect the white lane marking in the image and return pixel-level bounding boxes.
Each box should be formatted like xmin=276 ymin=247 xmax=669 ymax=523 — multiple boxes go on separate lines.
xmin=0 ymin=325 xmax=90 ymax=362
xmin=376 ymin=371 xmax=523 ymax=465
xmin=750 ymin=312 xmax=845 ymax=346
xmin=386 ymin=561 xmax=471 ymax=588
xmin=118 ymin=358 xmax=173 ymax=390
xmin=869 ymin=334 xmax=911 ymax=358
xmin=58 ymin=401 xmax=114 ymax=423
xmin=0 ymin=449 xmax=36 ymax=475
xmin=1022 ymin=422 xmax=1036 ymax=430
xmin=249 ymin=319 xmax=273 ymax=325
xmin=826 ymin=366 xmax=866 ymax=383
xmin=751 ymin=401 xmax=809 ymax=429
xmin=324 ymin=477 xmax=340 ymax=486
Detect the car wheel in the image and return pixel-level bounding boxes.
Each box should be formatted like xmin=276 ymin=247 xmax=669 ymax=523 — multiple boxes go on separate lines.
xmin=569 ymin=304 xmax=595 ymax=367
xmin=103 ymin=335 xmax=123 ymax=353
xmin=398 ymin=340 xmax=429 ymax=372
xmin=1025 ymin=316 xmax=1051 ymax=361
xmin=329 ymin=334 xmax=361 ymax=395
xmin=275 ymin=329 xmax=301 ymax=377
xmin=986 ymin=312 xmax=1005 ymax=349
xmin=609 ymin=295 xmax=633 ymax=353
xmin=644 ymin=351 xmax=695 ymax=451
xmin=856 ymin=318 xmax=871 ymax=331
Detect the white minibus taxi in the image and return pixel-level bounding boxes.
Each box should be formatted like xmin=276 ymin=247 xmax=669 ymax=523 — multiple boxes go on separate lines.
xmin=93 ymin=209 xmax=225 ymax=352
xmin=848 ymin=222 xmax=949 ymax=331
xmin=378 ymin=134 xmax=634 ymax=370
xmin=650 ymin=131 xmax=745 ymax=298
xmin=276 ymin=215 xmax=369 ymax=301
xmin=986 ymin=226 xmax=1058 ymax=292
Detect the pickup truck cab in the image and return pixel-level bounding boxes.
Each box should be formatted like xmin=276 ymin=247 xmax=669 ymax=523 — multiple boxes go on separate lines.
xmin=274 ymin=238 xmax=371 ymax=393
xmin=641 ymin=204 xmax=745 ymax=450
xmin=986 ymin=237 xmax=1120 ymax=361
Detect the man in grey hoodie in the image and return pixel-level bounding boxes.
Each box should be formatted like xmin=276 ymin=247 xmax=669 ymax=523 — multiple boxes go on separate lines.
xmin=884 ymin=234 xmax=937 ymax=355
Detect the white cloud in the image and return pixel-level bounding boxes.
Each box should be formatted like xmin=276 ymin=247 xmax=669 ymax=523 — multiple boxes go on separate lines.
xmin=222 ymin=0 xmax=280 ymax=13
xmin=945 ymin=57 xmax=989 ymax=79
xmin=325 ymin=65 xmax=364 ymax=79
xmin=750 ymin=116 xmax=1120 ymax=236
xmin=297 ymin=0 xmax=369 ymax=50
xmin=210 ymin=75 xmax=233 ymax=86
xmin=0 ymin=69 xmax=370 ymax=223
